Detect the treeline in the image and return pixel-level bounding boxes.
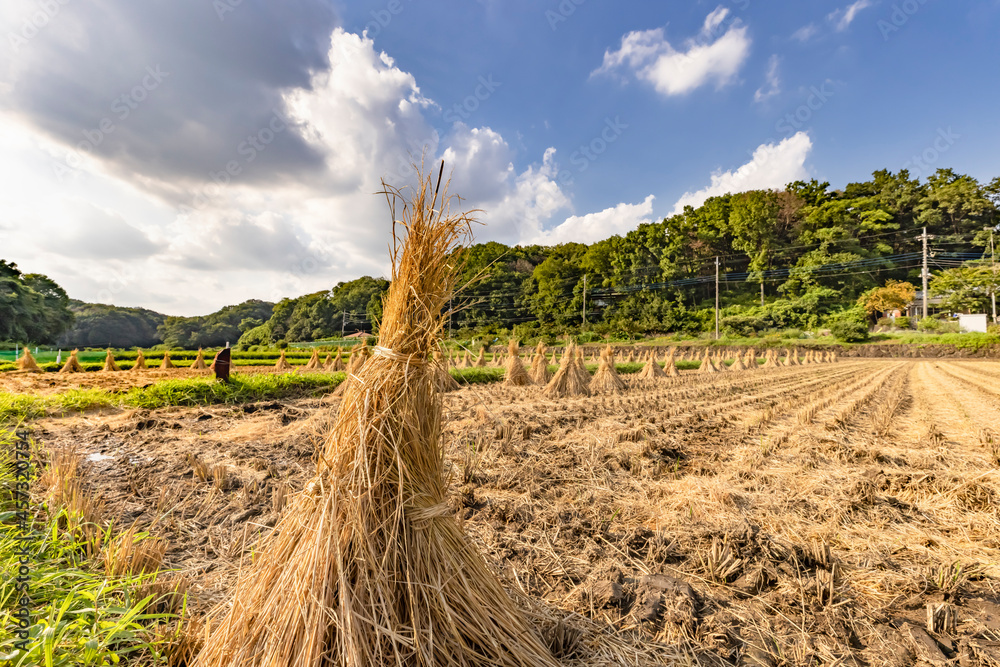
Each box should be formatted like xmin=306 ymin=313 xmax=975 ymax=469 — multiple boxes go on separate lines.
xmin=1 ymin=260 xmax=73 ymax=344
xmin=58 ymin=301 xmax=164 ymax=348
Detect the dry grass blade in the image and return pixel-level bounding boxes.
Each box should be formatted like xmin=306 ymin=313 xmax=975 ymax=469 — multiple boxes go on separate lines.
xmin=193 ymin=162 xmax=558 ymax=667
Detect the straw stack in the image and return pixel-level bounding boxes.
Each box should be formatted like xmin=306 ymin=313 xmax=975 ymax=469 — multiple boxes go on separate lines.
xmin=191 ymin=348 xmax=209 ymax=370
xmin=529 ymin=342 xmax=551 ymax=385
xmin=637 ymin=350 xmax=667 ymax=380
xmin=274 ymin=349 xmax=293 ymax=371
xmin=17 ymin=348 xmax=42 ymax=372
xmin=132 ymin=349 xmax=147 ymax=370
xmin=193 ymin=163 xmax=558 ymax=667
xmin=432 ymin=348 xmax=460 ymax=392
xmin=160 ymin=351 xmax=175 ymax=369
xmin=473 ymin=347 xmax=487 ymax=368
xmin=328 ymin=347 xmax=346 ymax=372
xmin=303 ymin=348 xmax=321 ymax=371
xmin=590 ymin=345 xmax=626 ymax=394
xmin=543 ymin=343 xmax=590 ymax=398
xmin=502 ymin=340 xmax=531 ymax=387
xmin=761 ymin=349 xmax=779 ymax=368
xmin=102 ymin=348 xmax=120 ymax=372
xmin=728 ymin=354 xmax=747 ymax=371
xmin=698 ymin=349 xmax=718 ymax=373
xmin=59 ymin=349 xmax=84 ymax=373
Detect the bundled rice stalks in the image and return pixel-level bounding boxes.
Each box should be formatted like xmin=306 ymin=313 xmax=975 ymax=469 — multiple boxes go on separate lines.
xmin=473 ymin=347 xmax=487 ymax=368
xmin=590 ymin=346 xmax=626 ymax=394
xmin=782 ymin=348 xmax=795 ymax=366
xmin=829 ymin=350 xmax=839 ymax=363
xmin=503 ymin=340 xmax=532 ymax=387
xmin=728 ymin=354 xmax=747 ymax=371
xmin=625 ymin=349 xmax=636 ymax=363
xmin=102 ymin=348 xmax=121 ymax=372
xmin=573 ymin=345 xmax=592 ymax=385
xmin=543 ymin=343 xmax=590 ymax=398
xmin=663 ymin=351 xmax=679 ymax=377
xmin=132 ymin=349 xmax=147 ymax=370
xmin=761 ymin=349 xmax=779 ymax=369
xmin=17 ymin=347 xmax=42 ymax=372
xmin=191 ymin=348 xmax=209 ymax=370
xmin=328 ymin=347 xmax=346 ymax=372
xmin=193 ymin=165 xmax=558 ymax=667
xmin=432 ymin=348 xmax=460 ymax=392
xmin=529 ymin=342 xmax=551 ymax=385
xmin=59 ymin=349 xmax=84 ymax=373
xmin=744 ymin=348 xmax=757 ymax=368
xmin=348 ymin=342 xmax=371 ymax=374
xmin=274 ymin=350 xmax=293 ymax=371
xmin=160 ymin=351 xmax=175 ymax=369
xmin=698 ymin=350 xmax=718 ymax=374
xmin=457 ymin=349 xmax=471 ymax=368
xmin=303 ymin=348 xmax=321 ymax=371
xmin=637 ymin=353 xmax=667 ymax=380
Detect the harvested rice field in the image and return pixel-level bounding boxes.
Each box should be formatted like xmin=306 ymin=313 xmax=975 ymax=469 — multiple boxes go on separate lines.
xmin=27 ymin=357 xmax=1000 ymax=666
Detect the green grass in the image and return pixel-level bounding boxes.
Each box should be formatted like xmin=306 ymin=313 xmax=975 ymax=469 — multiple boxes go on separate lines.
xmin=870 ymin=331 xmax=1000 ymax=350
xmin=0 ymin=429 xmax=181 ymax=665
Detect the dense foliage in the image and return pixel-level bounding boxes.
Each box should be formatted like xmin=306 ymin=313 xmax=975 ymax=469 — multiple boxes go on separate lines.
xmin=158 ymin=299 xmax=274 ymax=349
xmin=57 ymin=300 xmax=165 ymax=348
xmin=0 ymin=261 xmax=74 ymax=344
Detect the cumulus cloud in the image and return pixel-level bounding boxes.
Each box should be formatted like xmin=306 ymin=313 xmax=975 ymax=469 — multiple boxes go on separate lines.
xmin=529 ymin=195 xmax=657 ymax=245
xmin=754 ymin=55 xmax=781 ymax=103
xmin=671 ymin=132 xmax=812 ymax=214
xmin=828 ymin=0 xmax=874 ymax=31
xmin=593 ymin=7 xmax=751 ymax=96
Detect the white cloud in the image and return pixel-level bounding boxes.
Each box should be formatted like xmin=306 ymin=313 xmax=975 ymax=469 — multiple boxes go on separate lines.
xmin=753 ymin=55 xmax=781 ymax=103
xmin=0 ymin=28 xmax=574 ymax=314
xmin=529 ymin=195 xmax=656 ymax=245
xmin=671 ymin=132 xmax=812 ymax=214
xmin=593 ymin=7 xmax=751 ymax=97
xmin=828 ymin=0 xmax=874 ymax=31
xmin=792 ymin=24 xmax=819 ymax=42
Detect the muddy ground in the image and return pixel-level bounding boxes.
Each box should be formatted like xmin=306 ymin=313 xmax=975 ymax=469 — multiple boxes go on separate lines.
xmin=25 ymin=359 xmax=1000 ymax=666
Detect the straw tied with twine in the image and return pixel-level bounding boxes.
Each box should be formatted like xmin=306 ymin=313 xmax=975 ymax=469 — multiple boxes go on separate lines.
xmin=193 ymin=164 xmax=559 ymax=667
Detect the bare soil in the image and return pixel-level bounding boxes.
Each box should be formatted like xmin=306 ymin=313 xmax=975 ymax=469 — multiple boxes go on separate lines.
xmin=27 ymin=359 xmax=1000 ymax=666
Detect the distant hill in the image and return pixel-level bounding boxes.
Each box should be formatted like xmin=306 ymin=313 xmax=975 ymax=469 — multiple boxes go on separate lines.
xmin=57 ymin=300 xmax=166 ymax=348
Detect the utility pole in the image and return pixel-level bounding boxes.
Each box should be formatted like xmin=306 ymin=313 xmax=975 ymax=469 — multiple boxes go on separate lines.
xmin=341 ymin=310 xmax=346 ymax=338
xmin=582 ymin=274 xmax=587 ymax=325
xmin=921 ymin=227 xmax=929 ymax=320
xmin=715 ymin=256 xmax=720 ymax=340
xmin=449 ymin=296 xmax=453 ymax=337
xmin=989 ymin=227 xmax=997 ymax=323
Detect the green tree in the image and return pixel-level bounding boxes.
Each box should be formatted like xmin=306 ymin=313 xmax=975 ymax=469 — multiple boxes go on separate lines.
xmin=729 ymin=190 xmax=779 ymax=305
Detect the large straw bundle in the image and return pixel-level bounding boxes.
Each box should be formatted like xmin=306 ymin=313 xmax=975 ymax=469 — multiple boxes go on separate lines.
xmin=457 ymin=349 xmax=471 ymax=368
xmin=543 ymin=343 xmax=590 ymax=398
xmin=102 ymin=348 xmax=121 ymax=372
xmin=132 ymin=349 xmax=147 ymax=370
xmin=637 ymin=352 xmax=667 ymax=380
xmin=663 ymin=351 xmax=679 ymax=378
xmin=193 ymin=165 xmax=557 ymax=667
xmin=744 ymin=348 xmax=757 ymax=368
xmin=60 ymin=349 xmax=84 ymax=373
xmin=160 ymin=351 xmax=175 ymax=369
xmin=529 ymin=342 xmax=551 ymax=385
xmin=274 ymin=349 xmax=293 ymax=371
xmin=191 ymin=348 xmax=209 ymax=370
xmin=502 ymin=340 xmax=531 ymax=387
xmin=761 ymin=349 xmax=779 ymax=368
xmin=473 ymin=347 xmax=487 ymax=368
xmin=698 ymin=350 xmax=718 ymax=373
xmin=590 ymin=345 xmax=625 ymax=394
xmin=728 ymin=354 xmax=747 ymax=371
xmin=572 ymin=345 xmax=592 ymax=385
xmin=782 ymin=348 xmax=795 ymax=367
xmin=302 ymin=348 xmax=321 ymax=370
xmin=17 ymin=348 xmax=42 ymax=372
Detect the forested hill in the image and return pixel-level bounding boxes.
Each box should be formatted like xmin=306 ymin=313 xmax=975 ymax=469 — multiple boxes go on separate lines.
xmin=8 ymin=168 xmax=1000 ymax=348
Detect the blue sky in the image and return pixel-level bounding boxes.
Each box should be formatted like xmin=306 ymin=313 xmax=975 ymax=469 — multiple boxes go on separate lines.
xmin=1 ymin=0 xmax=996 ymax=315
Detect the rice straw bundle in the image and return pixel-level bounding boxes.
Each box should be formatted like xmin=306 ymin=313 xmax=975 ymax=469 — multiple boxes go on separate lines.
xmin=590 ymin=345 xmax=625 ymax=394
xmin=473 ymin=347 xmax=487 ymax=367
xmin=529 ymin=342 xmax=551 ymax=385
xmin=801 ymin=350 xmax=813 ymax=365
xmin=543 ymin=343 xmax=590 ymax=398
xmin=761 ymin=349 xmax=779 ymax=368
xmin=572 ymin=344 xmax=591 ymax=385
xmin=323 ymin=354 xmax=333 ymax=368
xmin=432 ymin=348 xmax=460 ymax=392
xmin=782 ymin=348 xmax=795 ymax=366
xmin=160 ymin=351 xmax=175 ymax=369
xmin=728 ymin=354 xmax=747 ymax=371
xmin=303 ymin=348 xmax=321 ymax=370
xmin=60 ymin=349 xmax=84 ymax=373
xmin=664 ymin=351 xmax=679 ymax=378
xmin=328 ymin=347 xmax=346 ymax=372
xmin=698 ymin=350 xmax=718 ymax=373
xmin=744 ymin=348 xmax=757 ymax=368
xmin=102 ymin=348 xmax=121 ymax=372
xmin=830 ymin=350 xmax=839 ymax=363
xmin=274 ymin=349 xmax=293 ymax=371
xmin=625 ymin=349 xmax=636 ymax=363
xmin=17 ymin=348 xmax=42 ymax=372
xmin=132 ymin=350 xmax=147 ymax=370
xmin=457 ymin=349 xmax=471 ymax=368
xmin=348 ymin=342 xmax=371 ymax=374
xmin=502 ymin=340 xmax=531 ymax=387
xmin=193 ymin=164 xmax=557 ymax=667
xmin=637 ymin=352 xmax=667 ymax=380
xmin=191 ymin=348 xmax=208 ymax=370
